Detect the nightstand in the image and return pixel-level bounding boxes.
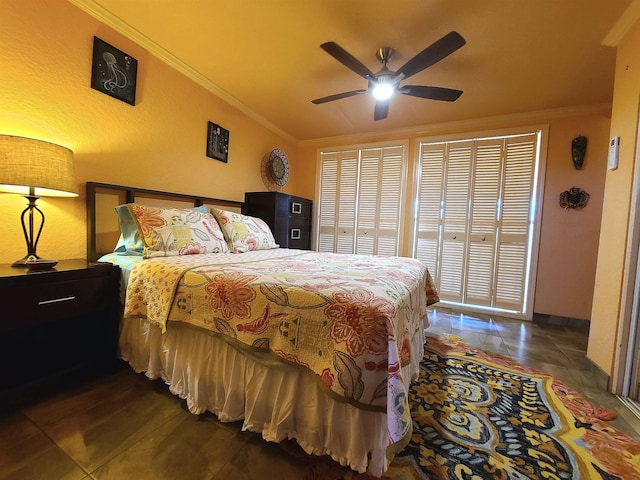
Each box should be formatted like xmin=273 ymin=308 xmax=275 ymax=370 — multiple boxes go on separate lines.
xmin=243 ymin=192 xmax=313 ymax=250
xmin=0 ymin=259 xmax=121 ymax=406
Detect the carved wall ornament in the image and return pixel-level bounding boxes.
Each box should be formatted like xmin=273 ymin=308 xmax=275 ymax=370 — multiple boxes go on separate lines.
xmin=559 ymin=186 xmax=589 ymax=209
xmin=571 ymin=135 xmax=587 ymax=170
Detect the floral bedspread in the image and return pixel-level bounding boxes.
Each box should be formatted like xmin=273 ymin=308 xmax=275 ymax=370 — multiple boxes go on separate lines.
xmin=124 ymin=249 xmax=438 ymax=448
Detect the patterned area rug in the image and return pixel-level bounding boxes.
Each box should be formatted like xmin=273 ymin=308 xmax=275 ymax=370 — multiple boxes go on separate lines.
xmin=292 ymin=334 xmax=640 ymax=479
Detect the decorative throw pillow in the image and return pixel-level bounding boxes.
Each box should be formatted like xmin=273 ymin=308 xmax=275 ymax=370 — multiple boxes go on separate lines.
xmin=212 ymin=208 xmax=279 ymax=253
xmin=120 ymin=203 xmax=229 ymax=258
xmin=114 ymin=204 xmax=208 ymax=256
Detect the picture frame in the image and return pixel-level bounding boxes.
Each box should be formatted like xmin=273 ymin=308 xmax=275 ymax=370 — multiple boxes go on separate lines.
xmin=206 ymin=121 xmax=229 ymax=163
xmin=91 ymin=36 xmax=138 ymax=106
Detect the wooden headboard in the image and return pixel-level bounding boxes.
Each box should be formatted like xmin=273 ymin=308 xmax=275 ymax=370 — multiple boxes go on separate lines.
xmin=86 ymin=182 xmax=244 ymax=262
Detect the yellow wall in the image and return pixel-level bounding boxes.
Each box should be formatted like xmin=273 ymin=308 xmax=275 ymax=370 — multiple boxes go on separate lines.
xmin=535 ymin=114 xmax=609 ymax=319
xmin=589 ymin=19 xmax=640 ymax=375
xmin=0 ymin=0 xmax=297 ymax=264
xmin=297 ymin=110 xmax=611 ymax=320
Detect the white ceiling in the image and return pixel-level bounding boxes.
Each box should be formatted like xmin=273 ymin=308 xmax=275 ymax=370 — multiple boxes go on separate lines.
xmin=74 ymin=0 xmax=631 ymax=142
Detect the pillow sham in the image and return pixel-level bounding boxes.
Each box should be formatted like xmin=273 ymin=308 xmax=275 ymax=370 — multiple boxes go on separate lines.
xmin=212 ymin=208 xmax=279 ymax=253
xmin=114 ymin=204 xmax=208 ymax=256
xmin=119 ymin=203 xmax=229 ymax=258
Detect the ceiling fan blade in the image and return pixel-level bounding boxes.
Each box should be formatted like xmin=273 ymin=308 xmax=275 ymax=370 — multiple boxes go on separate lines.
xmin=395 ymin=31 xmax=465 ymax=80
xmin=401 ymin=85 xmax=463 ymax=102
xmin=321 ymin=42 xmax=377 ymax=80
xmin=311 ymin=89 xmax=367 ymax=104
xmin=374 ymin=102 xmax=389 ymax=121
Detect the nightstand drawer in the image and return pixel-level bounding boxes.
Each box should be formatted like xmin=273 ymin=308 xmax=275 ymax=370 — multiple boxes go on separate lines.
xmin=0 ymin=260 xmax=121 ymax=405
xmin=1 ymin=275 xmax=113 ymax=331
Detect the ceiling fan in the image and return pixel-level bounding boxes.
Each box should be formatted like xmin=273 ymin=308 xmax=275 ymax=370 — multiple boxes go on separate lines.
xmin=311 ymin=31 xmax=466 ymax=121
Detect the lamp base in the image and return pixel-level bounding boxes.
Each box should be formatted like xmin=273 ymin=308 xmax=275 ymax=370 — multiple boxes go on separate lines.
xmin=12 ymin=254 xmax=41 ymax=268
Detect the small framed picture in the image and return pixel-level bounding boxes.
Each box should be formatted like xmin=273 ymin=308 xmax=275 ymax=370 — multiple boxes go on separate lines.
xmin=90 ymin=37 xmax=137 ymax=106
xmin=206 ymin=121 xmax=229 ymax=163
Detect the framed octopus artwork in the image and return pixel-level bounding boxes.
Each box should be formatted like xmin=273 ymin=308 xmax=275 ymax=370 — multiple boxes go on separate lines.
xmin=90 ymin=36 xmax=138 ymax=106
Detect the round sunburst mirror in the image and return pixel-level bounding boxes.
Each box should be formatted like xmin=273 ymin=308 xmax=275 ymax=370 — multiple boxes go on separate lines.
xmin=261 ymin=148 xmax=290 ymax=191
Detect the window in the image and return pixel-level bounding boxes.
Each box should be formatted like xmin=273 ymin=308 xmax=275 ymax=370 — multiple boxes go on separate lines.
xmin=317 ymin=143 xmax=407 ymax=256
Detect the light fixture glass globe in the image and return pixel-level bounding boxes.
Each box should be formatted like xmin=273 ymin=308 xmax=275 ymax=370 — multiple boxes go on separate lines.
xmin=371 ymin=83 xmax=394 ymax=101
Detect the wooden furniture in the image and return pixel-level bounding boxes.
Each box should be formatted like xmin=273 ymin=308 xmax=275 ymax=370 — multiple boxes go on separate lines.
xmin=243 ymin=192 xmax=313 ymax=250
xmin=0 ymin=259 xmax=121 ymax=406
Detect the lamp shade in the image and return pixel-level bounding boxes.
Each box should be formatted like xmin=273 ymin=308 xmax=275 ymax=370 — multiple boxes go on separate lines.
xmin=0 ymin=135 xmax=78 ymax=197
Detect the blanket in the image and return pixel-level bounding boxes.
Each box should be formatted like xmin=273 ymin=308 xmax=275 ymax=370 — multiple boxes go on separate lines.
xmin=124 ymin=250 xmax=438 ymax=404
xmin=123 ymin=249 xmax=439 ymax=456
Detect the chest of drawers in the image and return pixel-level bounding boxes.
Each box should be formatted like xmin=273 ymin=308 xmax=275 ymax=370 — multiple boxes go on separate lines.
xmin=244 ymin=192 xmax=313 ymax=250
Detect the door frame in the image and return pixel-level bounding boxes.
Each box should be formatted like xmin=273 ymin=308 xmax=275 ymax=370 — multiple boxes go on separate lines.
xmin=613 ymin=108 xmax=640 ymax=396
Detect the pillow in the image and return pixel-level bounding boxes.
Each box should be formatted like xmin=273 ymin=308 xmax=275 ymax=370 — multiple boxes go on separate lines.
xmin=114 ymin=204 xmax=208 ymax=256
xmin=119 ymin=203 xmax=229 ymax=258
xmin=212 ymin=208 xmax=279 ymax=253
xmin=113 ymin=233 xmax=135 ymax=255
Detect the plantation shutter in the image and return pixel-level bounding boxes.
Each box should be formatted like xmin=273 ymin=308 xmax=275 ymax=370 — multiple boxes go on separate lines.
xmin=318 ymin=144 xmax=406 ymax=256
xmin=414 ymin=131 xmax=540 ymax=317
xmin=415 ymin=144 xmax=446 ymax=279
xmin=465 ymin=139 xmax=502 ymax=306
xmin=494 ymin=136 xmax=537 ymax=311
xmin=318 ymin=150 xmax=358 ymax=253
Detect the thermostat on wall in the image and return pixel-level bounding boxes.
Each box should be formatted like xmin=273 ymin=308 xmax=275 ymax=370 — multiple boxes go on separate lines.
xmin=608 ymin=136 xmax=620 ymax=170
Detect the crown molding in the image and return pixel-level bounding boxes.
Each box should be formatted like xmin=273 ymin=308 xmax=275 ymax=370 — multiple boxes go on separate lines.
xmin=68 ymin=0 xmax=296 ymax=143
xmin=298 ymin=103 xmax=612 ymax=148
xmin=603 ymin=0 xmax=640 ymax=47
xmin=66 ymin=0 xmax=615 ymax=149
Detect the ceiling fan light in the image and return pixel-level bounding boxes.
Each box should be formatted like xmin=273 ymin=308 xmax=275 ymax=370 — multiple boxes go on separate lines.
xmin=372 ymin=83 xmax=394 ymax=101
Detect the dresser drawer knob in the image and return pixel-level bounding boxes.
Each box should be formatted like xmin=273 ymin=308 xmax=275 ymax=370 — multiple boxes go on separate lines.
xmin=290 ymin=229 xmax=301 ymax=240
xmin=291 ymin=202 xmax=302 ymax=214
xmin=38 ymin=296 xmax=76 ymax=305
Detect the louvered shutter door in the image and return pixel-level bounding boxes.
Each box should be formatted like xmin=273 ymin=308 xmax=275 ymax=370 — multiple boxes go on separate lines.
xmin=319 ymin=144 xmax=405 ymax=256
xmin=318 ymin=150 xmax=358 ymax=253
xmin=415 ymin=144 xmax=446 ymax=281
xmin=465 ymin=139 xmax=501 ymax=306
xmin=318 ymin=153 xmax=338 ymax=252
xmin=415 ymin=131 xmax=540 ymax=317
xmin=494 ymin=134 xmax=536 ymax=311
xmin=356 ymin=149 xmax=379 ymax=255
xmin=357 ymin=146 xmax=404 ymax=256
xmin=439 ymin=141 xmax=473 ymax=303
xmin=336 ymin=153 xmax=358 ymax=254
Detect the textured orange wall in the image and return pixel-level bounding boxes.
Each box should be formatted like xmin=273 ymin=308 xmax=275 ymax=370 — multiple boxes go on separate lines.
xmin=589 ymin=20 xmax=640 ymax=376
xmin=0 ymin=0 xmax=296 ymax=264
xmin=534 ymin=114 xmax=609 ymax=320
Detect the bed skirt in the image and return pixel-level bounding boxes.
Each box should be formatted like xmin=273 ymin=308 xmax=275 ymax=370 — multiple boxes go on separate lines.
xmin=119 ymin=317 xmax=427 ymax=476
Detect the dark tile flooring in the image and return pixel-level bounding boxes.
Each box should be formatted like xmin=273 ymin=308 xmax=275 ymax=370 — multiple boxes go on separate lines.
xmin=2 ymin=308 xmax=640 ymax=480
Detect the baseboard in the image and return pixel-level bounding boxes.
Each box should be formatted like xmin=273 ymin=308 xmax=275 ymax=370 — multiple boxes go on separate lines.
xmin=532 ymin=312 xmax=590 ymax=329
xmin=532 ymin=313 xmax=610 ymax=390
xmin=586 ymin=355 xmax=611 ymax=391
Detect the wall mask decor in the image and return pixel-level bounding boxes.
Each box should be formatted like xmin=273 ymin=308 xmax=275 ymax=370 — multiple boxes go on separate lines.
xmin=559 ymin=186 xmax=589 ymax=209
xmin=571 ymin=135 xmax=587 ymax=170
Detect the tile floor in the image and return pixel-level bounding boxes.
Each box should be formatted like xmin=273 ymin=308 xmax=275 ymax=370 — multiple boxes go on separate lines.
xmin=2 ymin=308 xmax=640 ymax=480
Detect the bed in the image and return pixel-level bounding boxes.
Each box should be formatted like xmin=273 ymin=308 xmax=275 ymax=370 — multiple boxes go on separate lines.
xmin=86 ymin=181 xmax=439 ymax=477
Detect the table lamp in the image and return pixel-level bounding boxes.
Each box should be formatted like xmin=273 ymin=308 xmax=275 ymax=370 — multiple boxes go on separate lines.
xmin=0 ymin=135 xmax=78 ymax=267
